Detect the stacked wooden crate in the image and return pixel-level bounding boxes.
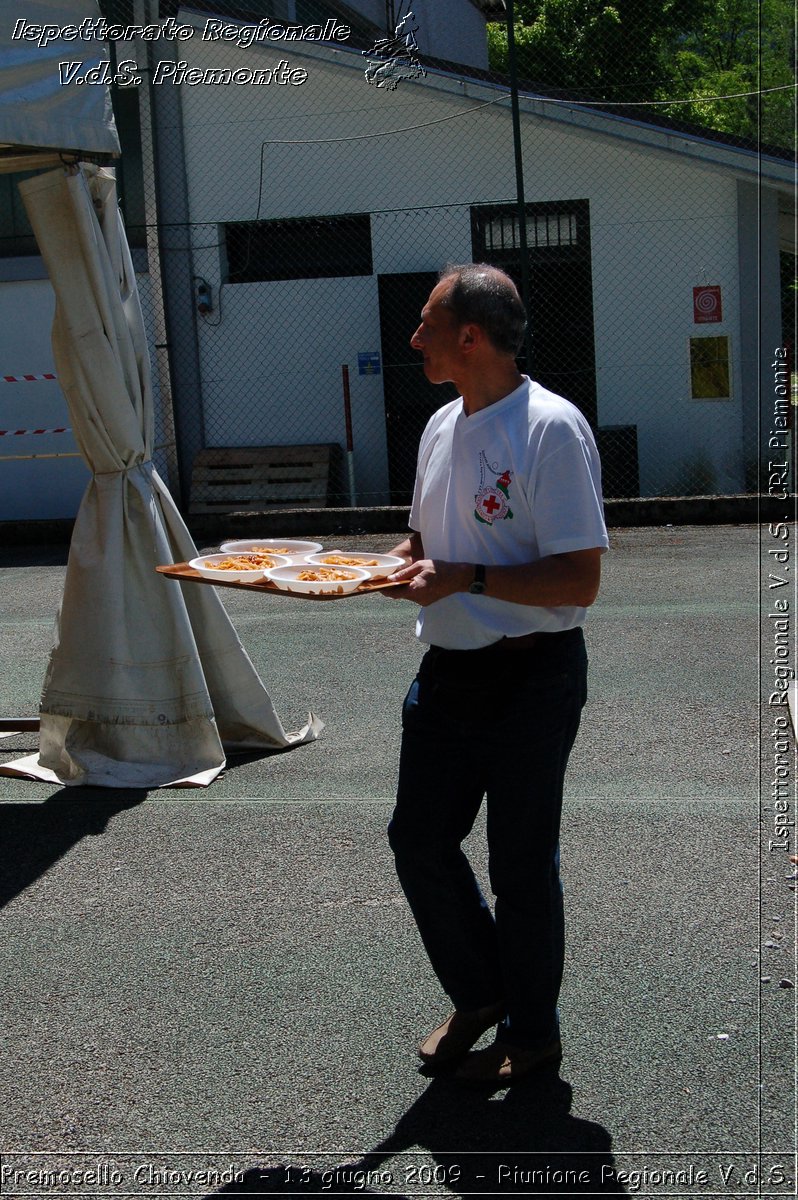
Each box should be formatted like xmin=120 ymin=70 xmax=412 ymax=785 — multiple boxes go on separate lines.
xmin=189 ymin=444 xmax=340 ymax=514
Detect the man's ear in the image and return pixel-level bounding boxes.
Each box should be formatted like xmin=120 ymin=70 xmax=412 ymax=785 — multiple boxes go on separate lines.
xmin=459 ymin=323 xmax=481 ymax=353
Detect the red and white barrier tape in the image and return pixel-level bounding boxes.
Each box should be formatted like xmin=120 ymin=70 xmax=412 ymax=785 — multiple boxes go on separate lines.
xmin=2 ymin=375 xmax=68 ymax=437
xmin=0 ymin=427 xmax=71 ymax=436
xmin=2 ymin=373 xmax=57 ymax=383
xmin=1 ymin=374 xmax=69 ymax=439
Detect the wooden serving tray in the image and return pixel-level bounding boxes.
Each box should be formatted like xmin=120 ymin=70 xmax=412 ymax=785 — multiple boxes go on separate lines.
xmin=156 ymin=562 xmax=403 ymax=601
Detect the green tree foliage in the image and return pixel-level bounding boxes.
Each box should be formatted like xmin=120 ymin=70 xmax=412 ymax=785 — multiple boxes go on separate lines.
xmin=488 ymin=0 xmax=795 ymax=150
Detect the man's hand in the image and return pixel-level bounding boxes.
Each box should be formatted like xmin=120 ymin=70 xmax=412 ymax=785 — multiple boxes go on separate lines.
xmin=386 ymin=530 xmax=424 ymax=565
xmin=384 ymin=558 xmax=470 ymax=606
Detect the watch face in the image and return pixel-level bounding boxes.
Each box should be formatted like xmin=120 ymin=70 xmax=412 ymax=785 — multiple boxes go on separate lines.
xmin=470 ymin=564 xmax=486 ymax=594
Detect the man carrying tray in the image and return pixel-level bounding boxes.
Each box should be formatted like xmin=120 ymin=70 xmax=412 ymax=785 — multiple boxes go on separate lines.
xmin=384 ymin=263 xmax=609 ymax=1087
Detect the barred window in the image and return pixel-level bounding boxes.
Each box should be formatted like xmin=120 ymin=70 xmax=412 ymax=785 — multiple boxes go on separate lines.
xmin=484 ymin=211 xmax=578 ymax=252
xmin=472 ymin=200 xmax=588 ymax=261
xmin=225 ymin=213 xmax=373 ymax=282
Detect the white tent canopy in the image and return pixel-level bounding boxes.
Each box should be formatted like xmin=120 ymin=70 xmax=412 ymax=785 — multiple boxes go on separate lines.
xmin=0 ymin=0 xmax=120 ymax=172
xmin=4 ymin=164 xmax=320 ymax=788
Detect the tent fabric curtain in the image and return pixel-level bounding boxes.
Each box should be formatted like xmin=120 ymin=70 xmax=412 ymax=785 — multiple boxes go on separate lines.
xmin=15 ymin=165 xmax=320 ymax=788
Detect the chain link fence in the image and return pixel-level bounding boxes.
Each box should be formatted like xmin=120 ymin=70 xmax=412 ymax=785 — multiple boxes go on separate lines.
xmin=10 ymin=0 xmax=793 ymax=516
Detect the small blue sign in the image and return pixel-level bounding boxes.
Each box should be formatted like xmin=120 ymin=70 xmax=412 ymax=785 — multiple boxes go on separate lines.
xmin=358 ymin=352 xmax=381 ymax=376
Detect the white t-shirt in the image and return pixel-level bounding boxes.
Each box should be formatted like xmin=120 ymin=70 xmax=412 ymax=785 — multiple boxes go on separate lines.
xmin=408 ymin=376 xmax=609 ymax=649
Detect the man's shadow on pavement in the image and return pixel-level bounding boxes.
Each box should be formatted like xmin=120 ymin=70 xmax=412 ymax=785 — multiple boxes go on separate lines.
xmin=0 ymin=792 xmax=145 ymax=909
xmin=208 ymin=1063 xmax=625 ymax=1196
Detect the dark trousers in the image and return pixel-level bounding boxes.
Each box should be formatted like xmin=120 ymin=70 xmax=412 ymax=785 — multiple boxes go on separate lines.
xmin=388 ymin=628 xmax=587 ymax=1050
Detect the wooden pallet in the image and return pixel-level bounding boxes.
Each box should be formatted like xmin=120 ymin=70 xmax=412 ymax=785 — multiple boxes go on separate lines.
xmin=189 ymin=444 xmax=339 ymax=514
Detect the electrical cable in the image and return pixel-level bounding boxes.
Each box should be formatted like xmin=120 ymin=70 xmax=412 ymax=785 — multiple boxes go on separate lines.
xmin=254 ymin=84 xmax=796 ymax=145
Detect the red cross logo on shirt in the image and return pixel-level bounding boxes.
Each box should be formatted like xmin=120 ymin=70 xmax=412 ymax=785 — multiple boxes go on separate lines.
xmin=474 ymin=455 xmax=514 ymax=526
xmin=476 ymin=486 xmax=509 ymax=524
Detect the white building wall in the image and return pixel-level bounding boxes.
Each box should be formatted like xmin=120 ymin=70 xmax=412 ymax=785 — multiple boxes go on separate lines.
xmin=177 ymin=35 xmax=749 ymax=496
xmin=587 ymin=151 xmax=743 ymax=495
xmin=0 ymin=278 xmax=89 ymax=520
xmin=174 ymin=32 xmax=506 ymax=224
xmin=196 ymin=275 xmax=391 ymax=503
xmin=1 ymin=22 xmax=775 ymax=518
xmin=371 ymin=206 xmax=473 ymax=274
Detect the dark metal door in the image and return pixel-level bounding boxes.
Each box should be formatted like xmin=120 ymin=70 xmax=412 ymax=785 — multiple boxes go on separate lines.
xmin=377 ymin=271 xmax=455 ymax=503
xmin=471 ymin=200 xmax=598 ymax=427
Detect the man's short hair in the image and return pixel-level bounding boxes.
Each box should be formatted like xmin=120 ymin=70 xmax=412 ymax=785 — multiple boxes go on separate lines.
xmin=438 ymin=263 xmax=527 ymax=357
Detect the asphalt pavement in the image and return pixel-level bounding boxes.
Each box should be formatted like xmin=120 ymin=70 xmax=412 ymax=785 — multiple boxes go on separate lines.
xmin=0 ymin=524 xmax=794 ymax=1199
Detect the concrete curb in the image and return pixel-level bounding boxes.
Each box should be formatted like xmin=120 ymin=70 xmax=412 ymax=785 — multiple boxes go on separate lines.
xmin=0 ymin=495 xmax=789 ymax=547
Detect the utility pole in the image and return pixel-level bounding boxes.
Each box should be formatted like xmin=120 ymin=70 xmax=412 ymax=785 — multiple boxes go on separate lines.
xmin=505 ymin=0 xmax=533 ymax=367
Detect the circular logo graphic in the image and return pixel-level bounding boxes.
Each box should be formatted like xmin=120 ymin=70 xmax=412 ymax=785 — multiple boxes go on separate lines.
xmin=476 ymin=486 xmax=508 ymax=523
xmin=695 ymin=289 xmax=719 ymax=316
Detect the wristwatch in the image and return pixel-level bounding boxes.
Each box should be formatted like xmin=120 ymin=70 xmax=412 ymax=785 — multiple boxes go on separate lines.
xmin=469 ymin=563 xmax=487 ymax=595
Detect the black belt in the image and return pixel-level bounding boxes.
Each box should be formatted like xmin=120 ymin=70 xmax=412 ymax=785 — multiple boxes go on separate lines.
xmin=428 ymin=626 xmax=582 ymax=660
